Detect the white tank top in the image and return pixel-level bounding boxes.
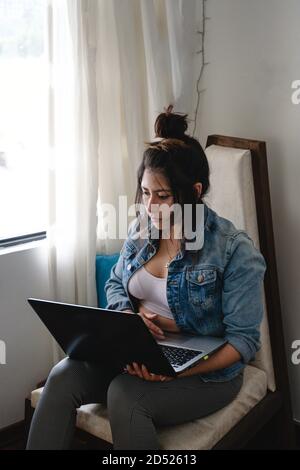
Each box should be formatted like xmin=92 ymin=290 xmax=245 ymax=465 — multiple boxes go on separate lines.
xmin=127 ymin=266 xmax=174 ymax=319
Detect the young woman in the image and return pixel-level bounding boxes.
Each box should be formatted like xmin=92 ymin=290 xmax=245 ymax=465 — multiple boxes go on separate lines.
xmin=26 ymin=107 xmax=266 ymax=450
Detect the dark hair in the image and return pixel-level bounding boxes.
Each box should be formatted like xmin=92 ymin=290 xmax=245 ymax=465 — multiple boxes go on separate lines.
xmin=135 ymin=105 xmax=210 ymax=236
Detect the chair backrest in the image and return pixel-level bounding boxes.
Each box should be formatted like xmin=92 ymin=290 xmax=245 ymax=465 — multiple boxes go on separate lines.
xmin=204 ymin=135 xmax=289 ymax=395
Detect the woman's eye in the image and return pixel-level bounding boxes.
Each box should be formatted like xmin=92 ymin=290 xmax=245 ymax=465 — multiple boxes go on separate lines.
xmin=141 ymin=192 xmax=170 ymax=200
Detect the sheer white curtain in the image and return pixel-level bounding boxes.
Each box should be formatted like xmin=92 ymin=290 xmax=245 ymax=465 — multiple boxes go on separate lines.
xmin=46 ymin=0 xmax=99 ymax=363
xmin=95 ymin=0 xmax=199 ymax=253
xmin=46 ymin=0 xmax=200 ymax=363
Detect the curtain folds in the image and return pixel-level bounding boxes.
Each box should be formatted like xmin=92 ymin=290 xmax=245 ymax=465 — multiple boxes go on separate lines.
xmin=46 ymin=0 xmax=199 ymax=364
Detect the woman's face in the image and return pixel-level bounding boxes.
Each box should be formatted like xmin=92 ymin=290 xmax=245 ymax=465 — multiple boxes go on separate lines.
xmin=140 ymin=168 xmax=174 ymax=230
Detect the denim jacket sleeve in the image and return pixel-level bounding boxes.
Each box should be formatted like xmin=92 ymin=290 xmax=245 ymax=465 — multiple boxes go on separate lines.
xmin=104 ymin=247 xmax=133 ymax=312
xmin=104 ymin=220 xmax=138 ymax=312
xmin=222 ymin=231 xmax=267 ymax=364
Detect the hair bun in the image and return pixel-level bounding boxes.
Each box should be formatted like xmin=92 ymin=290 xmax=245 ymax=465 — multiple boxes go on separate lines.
xmin=154 ymin=105 xmax=189 ymax=139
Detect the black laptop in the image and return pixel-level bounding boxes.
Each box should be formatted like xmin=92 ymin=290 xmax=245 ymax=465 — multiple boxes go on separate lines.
xmin=28 ymin=298 xmax=227 ymax=377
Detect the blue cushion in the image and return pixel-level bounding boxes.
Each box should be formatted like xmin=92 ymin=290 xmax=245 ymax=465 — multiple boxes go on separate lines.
xmin=95 ymin=253 xmax=120 ymax=308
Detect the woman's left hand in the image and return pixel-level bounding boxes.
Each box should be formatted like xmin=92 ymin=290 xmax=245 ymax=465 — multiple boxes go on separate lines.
xmin=125 ymin=362 xmax=175 ymax=382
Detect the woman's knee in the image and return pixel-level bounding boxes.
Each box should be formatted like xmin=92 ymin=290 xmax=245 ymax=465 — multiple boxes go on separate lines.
xmin=45 ymin=357 xmax=85 ymax=393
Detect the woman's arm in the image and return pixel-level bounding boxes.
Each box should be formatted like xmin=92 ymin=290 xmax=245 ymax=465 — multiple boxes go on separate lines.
xmin=104 ymin=251 xmax=134 ymax=312
xmin=126 ymin=345 xmax=241 ymax=381
xmin=180 ymin=232 xmax=266 ymax=379
xmin=178 ymin=344 xmax=241 ymax=378
xmin=104 ymin=218 xmax=143 ymax=312
xmin=221 ymin=232 xmax=267 ymax=364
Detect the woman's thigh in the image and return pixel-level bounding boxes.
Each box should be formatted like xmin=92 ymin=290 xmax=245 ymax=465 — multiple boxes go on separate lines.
xmin=107 ymin=372 xmax=244 ymax=426
xmin=43 ymin=357 xmax=125 ymax=406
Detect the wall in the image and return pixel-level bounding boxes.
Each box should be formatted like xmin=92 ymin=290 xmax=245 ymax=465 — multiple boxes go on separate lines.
xmin=0 ymin=241 xmax=53 ymax=429
xmin=193 ymin=0 xmax=300 ymax=421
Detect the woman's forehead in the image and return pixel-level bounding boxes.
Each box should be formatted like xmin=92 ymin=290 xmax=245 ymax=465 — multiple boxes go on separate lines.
xmin=141 ymin=168 xmax=170 ymax=190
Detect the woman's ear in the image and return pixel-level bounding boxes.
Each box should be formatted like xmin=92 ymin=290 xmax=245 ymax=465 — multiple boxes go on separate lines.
xmin=193 ymin=182 xmax=202 ymax=200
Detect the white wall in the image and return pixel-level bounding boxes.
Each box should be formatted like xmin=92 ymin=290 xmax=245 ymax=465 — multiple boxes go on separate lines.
xmin=0 ymin=241 xmax=53 ymax=429
xmin=194 ymin=0 xmax=300 ymax=421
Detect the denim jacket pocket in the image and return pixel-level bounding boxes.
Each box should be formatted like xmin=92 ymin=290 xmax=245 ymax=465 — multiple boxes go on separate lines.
xmin=186 ymin=268 xmax=217 ymax=307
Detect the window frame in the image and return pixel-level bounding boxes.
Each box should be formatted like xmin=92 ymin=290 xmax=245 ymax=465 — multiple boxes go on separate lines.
xmin=0 ymin=231 xmax=47 ymax=248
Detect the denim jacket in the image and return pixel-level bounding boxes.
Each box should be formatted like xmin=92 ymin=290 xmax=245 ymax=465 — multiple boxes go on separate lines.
xmin=104 ymin=203 xmax=267 ymax=382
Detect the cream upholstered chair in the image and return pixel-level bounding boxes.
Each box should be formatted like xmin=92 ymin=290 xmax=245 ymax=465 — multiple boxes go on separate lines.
xmin=25 ymin=135 xmax=296 ymax=449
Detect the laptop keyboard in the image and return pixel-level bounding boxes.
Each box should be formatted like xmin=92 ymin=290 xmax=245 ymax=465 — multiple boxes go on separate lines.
xmin=160 ymin=345 xmax=202 ymax=367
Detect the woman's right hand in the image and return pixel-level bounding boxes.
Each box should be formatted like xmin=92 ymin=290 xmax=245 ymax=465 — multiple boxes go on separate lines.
xmin=138 ymin=310 xmax=166 ymax=340
xmin=122 ymin=308 xmax=165 ymax=340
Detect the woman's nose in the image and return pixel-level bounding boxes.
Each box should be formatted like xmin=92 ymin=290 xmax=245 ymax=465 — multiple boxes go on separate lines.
xmin=147 ymin=195 xmax=158 ymax=212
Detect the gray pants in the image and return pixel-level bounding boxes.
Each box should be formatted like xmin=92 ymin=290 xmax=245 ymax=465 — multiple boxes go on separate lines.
xmin=26 ymin=357 xmax=243 ymax=450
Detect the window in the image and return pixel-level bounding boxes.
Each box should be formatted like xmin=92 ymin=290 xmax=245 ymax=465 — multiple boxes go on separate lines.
xmin=0 ymin=0 xmax=48 ymax=247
